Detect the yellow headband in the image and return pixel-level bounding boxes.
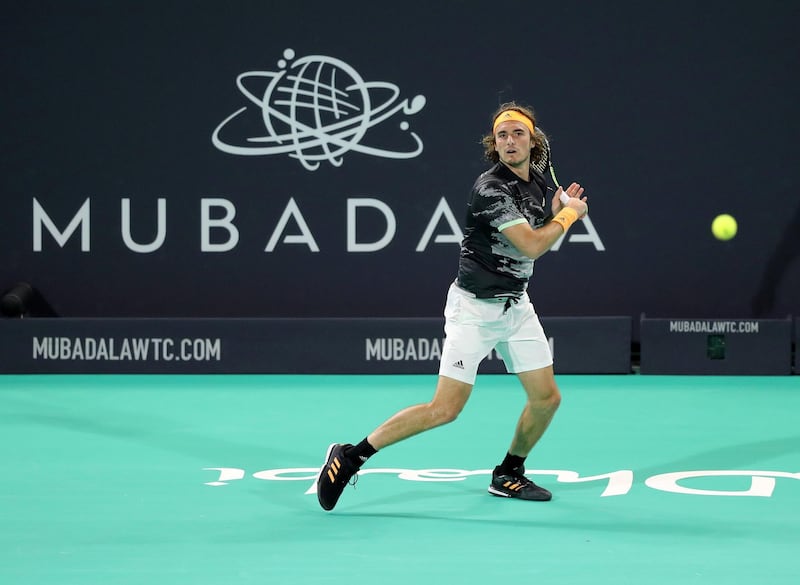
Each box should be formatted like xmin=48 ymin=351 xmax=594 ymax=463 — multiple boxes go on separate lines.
xmin=492 ymin=110 xmax=534 ymax=135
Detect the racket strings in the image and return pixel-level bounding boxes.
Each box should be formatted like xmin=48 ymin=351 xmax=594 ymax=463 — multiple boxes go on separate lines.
xmin=530 ymin=129 xmax=560 ymax=190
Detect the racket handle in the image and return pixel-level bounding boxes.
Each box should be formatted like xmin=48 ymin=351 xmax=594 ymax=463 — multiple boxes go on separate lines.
xmin=559 ymin=192 xmax=570 ymax=206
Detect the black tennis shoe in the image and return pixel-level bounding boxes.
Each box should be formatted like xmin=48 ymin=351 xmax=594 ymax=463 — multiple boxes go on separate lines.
xmin=488 ymin=465 xmax=552 ymax=501
xmin=316 ymin=443 xmax=359 ymax=511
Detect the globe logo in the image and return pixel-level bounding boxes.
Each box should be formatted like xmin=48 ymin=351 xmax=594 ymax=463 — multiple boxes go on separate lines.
xmin=212 ymin=48 xmax=427 ymax=170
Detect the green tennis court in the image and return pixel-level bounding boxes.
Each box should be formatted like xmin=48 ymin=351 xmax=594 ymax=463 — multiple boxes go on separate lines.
xmin=1 ymin=374 xmax=798 ymax=584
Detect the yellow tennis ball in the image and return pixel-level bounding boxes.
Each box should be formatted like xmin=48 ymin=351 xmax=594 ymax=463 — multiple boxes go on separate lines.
xmin=712 ymin=214 xmax=737 ymax=240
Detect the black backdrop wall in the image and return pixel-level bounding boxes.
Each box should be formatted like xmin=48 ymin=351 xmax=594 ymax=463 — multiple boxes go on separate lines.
xmin=2 ymin=1 xmax=798 ymax=336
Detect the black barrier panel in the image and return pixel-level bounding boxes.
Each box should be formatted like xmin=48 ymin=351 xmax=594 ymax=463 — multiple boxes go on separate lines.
xmin=0 ymin=317 xmax=630 ymax=375
xmin=640 ymin=317 xmax=793 ymax=375
xmin=795 ymin=317 xmax=799 ymax=374
xmin=547 ymin=316 xmax=631 ymax=375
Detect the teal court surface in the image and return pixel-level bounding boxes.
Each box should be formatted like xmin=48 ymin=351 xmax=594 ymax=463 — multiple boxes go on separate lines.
xmin=1 ymin=374 xmax=798 ymax=584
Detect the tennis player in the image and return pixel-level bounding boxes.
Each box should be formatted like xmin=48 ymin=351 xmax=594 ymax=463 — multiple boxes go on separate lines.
xmin=317 ymin=102 xmax=588 ymax=511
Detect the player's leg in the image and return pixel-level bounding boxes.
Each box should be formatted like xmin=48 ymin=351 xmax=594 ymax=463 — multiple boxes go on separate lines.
xmin=509 ymin=366 xmax=561 ymax=456
xmin=489 ymin=297 xmax=559 ymax=501
xmin=488 ymin=365 xmax=560 ymax=501
xmin=368 ymin=375 xmax=473 ymax=449
xmin=316 ymin=376 xmax=473 ymax=511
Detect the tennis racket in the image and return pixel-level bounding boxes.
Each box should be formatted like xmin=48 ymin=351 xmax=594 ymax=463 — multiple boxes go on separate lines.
xmin=531 ymin=128 xmax=570 ymax=205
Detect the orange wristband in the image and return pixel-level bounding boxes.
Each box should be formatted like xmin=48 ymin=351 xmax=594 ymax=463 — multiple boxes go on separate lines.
xmin=551 ymin=207 xmax=579 ymax=232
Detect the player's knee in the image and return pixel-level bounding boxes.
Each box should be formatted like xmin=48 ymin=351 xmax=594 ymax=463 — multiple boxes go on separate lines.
xmin=550 ymin=387 xmax=562 ymax=409
xmin=537 ymin=385 xmax=561 ymax=412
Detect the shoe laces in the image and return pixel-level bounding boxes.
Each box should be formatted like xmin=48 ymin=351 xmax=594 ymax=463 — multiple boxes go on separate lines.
xmin=348 ymin=471 xmax=359 ymax=488
xmin=505 ymin=468 xmax=535 ymax=488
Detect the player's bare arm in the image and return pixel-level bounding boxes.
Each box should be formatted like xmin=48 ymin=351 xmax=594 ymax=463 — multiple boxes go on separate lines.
xmin=503 ymin=183 xmax=588 ymax=259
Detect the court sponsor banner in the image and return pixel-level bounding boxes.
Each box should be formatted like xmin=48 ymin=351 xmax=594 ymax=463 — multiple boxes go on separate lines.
xmin=639 ymin=317 xmax=793 ymax=375
xmin=0 ymin=316 xmax=630 ymax=374
xmin=2 ymin=3 xmax=798 ymax=332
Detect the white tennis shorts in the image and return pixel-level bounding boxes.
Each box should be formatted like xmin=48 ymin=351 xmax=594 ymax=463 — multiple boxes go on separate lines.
xmin=438 ymin=282 xmax=553 ymax=384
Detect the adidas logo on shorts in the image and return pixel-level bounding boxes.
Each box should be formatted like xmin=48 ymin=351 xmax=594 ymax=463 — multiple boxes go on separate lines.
xmin=452 ymin=360 xmax=464 ymax=369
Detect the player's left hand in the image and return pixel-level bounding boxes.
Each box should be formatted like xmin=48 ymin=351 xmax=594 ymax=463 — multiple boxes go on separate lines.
xmin=552 ymin=182 xmax=587 ymax=218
